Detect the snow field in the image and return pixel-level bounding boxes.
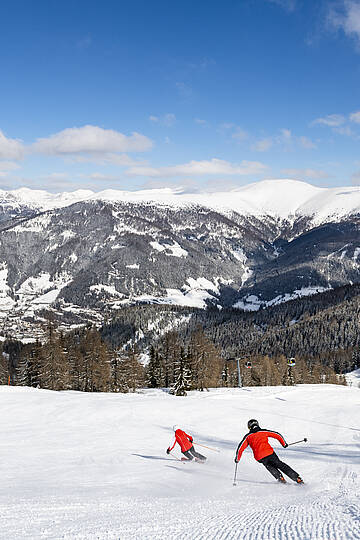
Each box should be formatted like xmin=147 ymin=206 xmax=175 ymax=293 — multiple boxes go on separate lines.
xmin=0 ymin=384 xmax=359 ymax=539
xmin=3 ymin=179 xmax=360 ymax=221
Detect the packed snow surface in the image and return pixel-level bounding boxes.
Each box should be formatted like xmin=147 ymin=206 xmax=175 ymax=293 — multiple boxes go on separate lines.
xmin=346 ymin=368 xmax=360 ymax=388
xmin=2 ymin=179 xmax=360 ymax=221
xmin=1 ymin=384 xmax=359 ymax=539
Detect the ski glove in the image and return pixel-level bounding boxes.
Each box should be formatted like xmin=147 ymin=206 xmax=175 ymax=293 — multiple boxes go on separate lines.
xmin=234 ymin=458 xmax=239 ymax=463
xmin=166 ymin=448 xmax=170 ymax=454
xmin=284 ymin=443 xmax=288 ymax=448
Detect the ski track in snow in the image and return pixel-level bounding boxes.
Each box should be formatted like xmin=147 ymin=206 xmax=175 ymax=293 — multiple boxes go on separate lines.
xmin=0 ymin=385 xmax=359 ymax=539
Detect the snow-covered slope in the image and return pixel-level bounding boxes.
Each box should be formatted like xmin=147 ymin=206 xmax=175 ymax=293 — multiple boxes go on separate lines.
xmin=2 ymin=179 xmax=360 ymax=221
xmin=1 ymin=384 xmax=359 ymax=539
xmin=0 ymin=179 xmax=360 ymax=335
xmin=0 ymin=187 xmax=94 ymax=212
xmin=346 ymin=368 xmax=360 ymax=388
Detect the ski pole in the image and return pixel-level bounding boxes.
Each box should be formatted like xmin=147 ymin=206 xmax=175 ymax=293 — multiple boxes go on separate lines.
xmin=233 ymin=462 xmax=238 ymax=486
xmin=287 ymin=438 xmax=307 ymax=447
xmin=193 ymin=442 xmax=220 ymax=453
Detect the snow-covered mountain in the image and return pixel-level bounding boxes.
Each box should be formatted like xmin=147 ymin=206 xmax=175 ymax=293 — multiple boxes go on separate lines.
xmin=0 ymin=179 xmax=359 ymax=337
xmin=2 ymin=179 xmax=360 ymax=221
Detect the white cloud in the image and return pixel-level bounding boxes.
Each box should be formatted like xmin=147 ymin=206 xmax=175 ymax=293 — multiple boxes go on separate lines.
xmin=32 ymin=125 xmax=153 ymax=156
xmin=0 ymin=131 xmax=24 ymax=160
xmin=333 ymin=125 xmax=355 ymax=136
xmin=163 ymin=113 xmax=176 ymax=126
xmin=219 ymin=123 xmax=235 ymax=130
xmin=194 ymin=118 xmax=207 ymax=125
xmin=252 ymin=138 xmax=273 ymax=152
xmin=80 ymin=172 xmax=124 ymax=182
xmin=252 ymin=129 xmax=316 ymax=152
xmin=280 ymin=128 xmax=292 ymax=140
xmin=329 ymin=0 xmax=360 ymax=45
xmin=126 ymin=158 xmax=267 ymax=178
xmin=312 ymin=111 xmax=360 ymax=136
xmin=312 ymin=114 xmax=346 ymax=127
xmin=232 ymin=128 xmax=248 ymax=142
xmin=42 ymin=172 xmax=69 ymax=181
xmin=69 ymin=153 xmax=139 ymax=166
xmin=298 ymin=136 xmax=317 ymax=149
xmin=350 ymin=110 xmax=360 ymax=123
xmin=281 ymin=168 xmax=330 ymax=179
xmin=255 ymin=129 xmax=292 ymax=151
xmin=149 ymin=113 xmax=176 ymax=126
xmin=0 ymin=161 xmax=21 ymax=172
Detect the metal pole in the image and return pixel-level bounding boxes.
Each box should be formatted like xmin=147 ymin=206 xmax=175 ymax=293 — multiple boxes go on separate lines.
xmin=287 ymin=438 xmax=307 ymax=446
xmin=237 ymin=357 xmax=242 ymax=388
xmin=233 ymin=462 xmax=238 ymax=486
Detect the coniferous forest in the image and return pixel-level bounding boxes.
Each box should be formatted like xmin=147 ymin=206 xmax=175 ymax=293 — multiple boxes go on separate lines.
xmin=2 ymin=279 xmax=359 ymax=394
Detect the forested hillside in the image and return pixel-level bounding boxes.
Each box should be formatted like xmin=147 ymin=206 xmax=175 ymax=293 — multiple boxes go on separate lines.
xmin=103 ymin=281 xmax=360 ymax=373
xmin=2 ymin=281 xmax=359 ymax=393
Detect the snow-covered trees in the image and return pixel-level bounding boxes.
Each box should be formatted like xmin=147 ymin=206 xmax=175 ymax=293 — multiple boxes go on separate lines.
xmin=0 ymin=350 xmax=10 ymax=385
xmin=171 ymin=348 xmax=191 ymax=396
xmin=8 ymin=292 xmax=350 ymax=394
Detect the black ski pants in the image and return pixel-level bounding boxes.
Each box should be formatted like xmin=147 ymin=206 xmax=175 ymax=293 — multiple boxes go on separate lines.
xmin=258 ymin=452 xmax=298 ymax=481
xmin=182 ymin=445 xmax=206 ymax=461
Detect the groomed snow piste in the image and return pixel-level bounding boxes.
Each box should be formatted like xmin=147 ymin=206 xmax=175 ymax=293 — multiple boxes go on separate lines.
xmin=1 ymin=384 xmax=359 ymax=539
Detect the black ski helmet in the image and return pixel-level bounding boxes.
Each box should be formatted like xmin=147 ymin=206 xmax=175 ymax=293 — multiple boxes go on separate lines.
xmin=247 ymin=418 xmax=259 ymax=430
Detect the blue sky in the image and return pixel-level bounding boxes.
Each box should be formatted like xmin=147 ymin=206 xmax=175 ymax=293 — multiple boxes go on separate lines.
xmin=1 ymin=0 xmax=360 ymax=192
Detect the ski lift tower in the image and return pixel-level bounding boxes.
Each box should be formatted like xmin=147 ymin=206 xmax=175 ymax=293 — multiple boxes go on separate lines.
xmin=226 ymin=357 xmax=242 ymax=388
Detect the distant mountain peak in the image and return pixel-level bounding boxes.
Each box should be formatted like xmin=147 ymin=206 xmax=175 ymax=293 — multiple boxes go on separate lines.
xmin=1 ymin=179 xmax=359 ymax=221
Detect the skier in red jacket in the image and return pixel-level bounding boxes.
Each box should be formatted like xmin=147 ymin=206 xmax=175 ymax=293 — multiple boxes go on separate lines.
xmin=167 ymin=426 xmax=206 ymax=461
xmin=235 ymin=419 xmax=304 ymax=484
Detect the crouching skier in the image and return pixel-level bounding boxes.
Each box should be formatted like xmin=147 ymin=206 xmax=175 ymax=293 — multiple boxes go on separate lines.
xmin=167 ymin=425 xmax=207 ymax=462
xmin=235 ymin=419 xmax=304 ymax=484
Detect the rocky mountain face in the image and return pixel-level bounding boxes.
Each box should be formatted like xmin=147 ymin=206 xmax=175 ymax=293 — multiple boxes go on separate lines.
xmin=236 ymin=218 xmax=360 ymax=309
xmin=0 ymin=180 xmax=359 ymax=339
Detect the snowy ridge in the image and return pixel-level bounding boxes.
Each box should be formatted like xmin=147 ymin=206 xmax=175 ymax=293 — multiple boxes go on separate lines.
xmin=234 ymin=286 xmax=333 ymax=311
xmin=1 ymin=384 xmax=359 ymax=539
xmin=0 ymin=179 xmax=360 ymax=335
xmin=1 ymin=179 xmax=360 ymax=221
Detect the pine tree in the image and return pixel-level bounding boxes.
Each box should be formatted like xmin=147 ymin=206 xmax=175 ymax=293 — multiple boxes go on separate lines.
xmin=117 ymin=347 xmax=145 ymax=393
xmin=172 ymin=348 xmax=191 ymax=396
xmin=79 ymin=327 xmax=111 ymax=392
xmin=16 ymin=340 xmax=42 ymax=387
xmin=0 ymin=349 xmax=10 ymax=385
xmin=188 ymin=327 xmax=222 ymax=391
xmin=67 ymin=340 xmax=84 ymax=391
xmin=38 ymin=325 xmax=70 ymax=390
xmin=146 ymin=346 xmax=162 ymax=388
xmin=160 ymin=331 xmax=181 ymax=388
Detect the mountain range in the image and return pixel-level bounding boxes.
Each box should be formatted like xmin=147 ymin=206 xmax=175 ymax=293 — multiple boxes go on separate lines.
xmin=0 ymin=179 xmax=359 ymax=338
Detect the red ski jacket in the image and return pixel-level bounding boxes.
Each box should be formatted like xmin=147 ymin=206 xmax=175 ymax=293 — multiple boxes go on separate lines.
xmin=235 ymin=428 xmax=287 ymax=462
xmin=169 ymin=429 xmax=193 ymax=452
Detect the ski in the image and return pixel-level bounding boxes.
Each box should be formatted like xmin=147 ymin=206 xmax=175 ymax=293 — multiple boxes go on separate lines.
xmin=180 ymin=457 xmax=206 ymax=463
